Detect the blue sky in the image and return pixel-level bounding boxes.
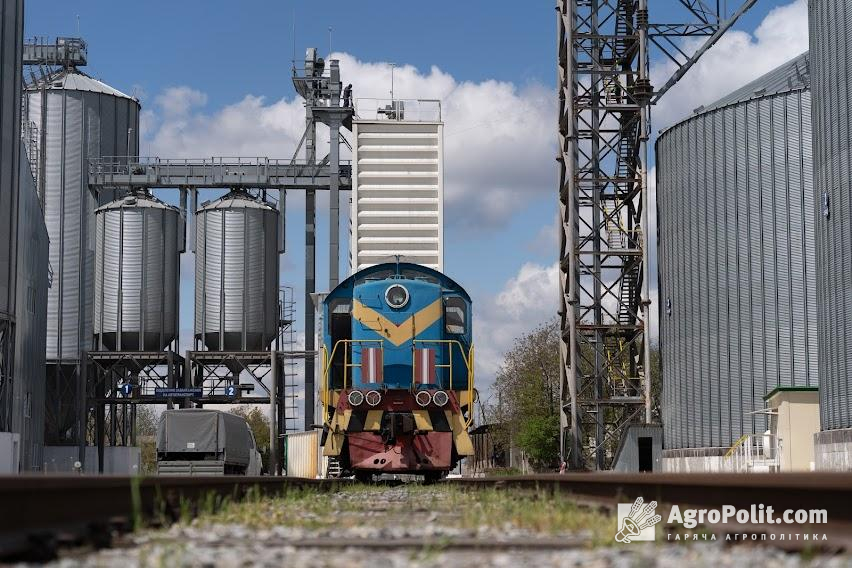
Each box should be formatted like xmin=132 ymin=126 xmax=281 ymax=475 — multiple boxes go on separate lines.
xmin=26 ymin=0 xmax=809 ymax=403
xmin=27 ymin=1 xmax=790 ymax=107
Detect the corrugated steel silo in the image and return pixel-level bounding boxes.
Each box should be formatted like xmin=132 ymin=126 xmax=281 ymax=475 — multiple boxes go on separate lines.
xmin=657 ymin=53 xmax=817 ymax=450
xmin=0 ymin=0 xmax=23 ymax=433
xmin=24 ymin=69 xmax=140 ymax=361
xmin=0 ymin=0 xmax=22 ymax=324
xmin=93 ymin=193 xmax=182 ymax=351
xmin=12 ymin=146 xmax=49 ymax=470
xmin=194 ymin=191 xmax=279 ymax=351
xmin=810 ymin=0 xmax=852 ymax=432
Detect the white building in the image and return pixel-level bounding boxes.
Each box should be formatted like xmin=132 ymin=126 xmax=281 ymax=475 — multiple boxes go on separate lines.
xmin=350 ymin=99 xmax=443 ymax=272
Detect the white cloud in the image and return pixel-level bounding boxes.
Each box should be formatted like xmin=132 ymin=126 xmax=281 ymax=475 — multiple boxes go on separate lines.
xmin=653 ymin=0 xmax=808 ymax=130
xmin=157 ymin=86 xmax=208 ymax=118
xmin=140 ymin=53 xmax=555 ymax=229
xmin=142 ymin=91 xmax=305 ymax=159
xmin=475 ymin=262 xmax=559 ymax=393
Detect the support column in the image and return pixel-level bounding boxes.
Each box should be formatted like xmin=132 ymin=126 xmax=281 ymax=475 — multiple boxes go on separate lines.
xmin=77 ymin=359 xmax=87 ymax=469
xmin=329 ymin=119 xmax=341 ymax=288
xmin=304 ymin=190 xmax=316 ymax=430
xmin=639 ymin=0 xmax=652 ymax=424
xmin=96 ymin=375 xmax=105 ymax=474
xmin=269 ymin=350 xmax=278 ymax=475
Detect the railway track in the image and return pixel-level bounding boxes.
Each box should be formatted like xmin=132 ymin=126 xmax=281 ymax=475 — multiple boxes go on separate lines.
xmin=447 ymin=473 xmax=852 ymax=550
xmin=1 ymin=472 xmax=851 ymax=559
xmin=447 ymin=473 xmax=852 ymax=524
xmin=0 ymin=475 xmax=350 ymax=560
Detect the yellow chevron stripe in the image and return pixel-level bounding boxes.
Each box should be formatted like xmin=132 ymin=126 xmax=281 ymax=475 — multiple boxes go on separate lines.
xmin=352 ymin=298 xmax=443 ymax=347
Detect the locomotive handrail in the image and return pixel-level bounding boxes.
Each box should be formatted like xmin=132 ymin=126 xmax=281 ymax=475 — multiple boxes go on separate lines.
xmin=466 ymin=345 xmax=475 ymax=427
xmin=322 ymin=339 xmax=385 ymax=425
xmin=411 ymin=339 xmax=474 ymax=425
xmin=411 ymin=339 xmax=470 ymax=389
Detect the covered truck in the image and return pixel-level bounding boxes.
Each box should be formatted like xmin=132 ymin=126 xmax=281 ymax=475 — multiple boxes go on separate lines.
xmin=156 ymin=409 xmax=263 ymax=475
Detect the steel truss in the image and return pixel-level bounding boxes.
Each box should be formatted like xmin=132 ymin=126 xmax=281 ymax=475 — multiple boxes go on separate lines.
xmin=45 ymin=361 xmax=83 ymax=446
xmin=187 ymin=349 xmax=312 ymax=474
xmin=557 ymin=0 xmax=756 ymax=469
xmin=83 ymin=350 xmax=184 ymax=472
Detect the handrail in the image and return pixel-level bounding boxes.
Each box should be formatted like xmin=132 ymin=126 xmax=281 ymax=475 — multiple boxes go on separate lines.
xmin=411 ymin=339 xmax=475 ymax=425
xmin=411 ymin=339 xmax=470 ymax=385
xmin=724 ymin=432 xmax=781 ymax=472
xmin=724 ymin=434 xmax=749 ymax=460
xmin=321 ymin=339 xmax=384 ymax=426
xmin=322 ymin=339 xmax=475 ymax=429
xmin=466 ymin=345 xmax=475 ymax=427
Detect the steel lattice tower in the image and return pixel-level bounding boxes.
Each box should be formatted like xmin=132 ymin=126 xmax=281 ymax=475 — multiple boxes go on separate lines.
xmin=557 ymin=0 xmax=757 ymax=469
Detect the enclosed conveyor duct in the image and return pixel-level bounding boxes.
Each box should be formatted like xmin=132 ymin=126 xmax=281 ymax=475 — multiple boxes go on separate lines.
xmin=194 ymin=190 xmax=280 ymax=352
xmin=93 ymin=192 xmax=183 ymax=351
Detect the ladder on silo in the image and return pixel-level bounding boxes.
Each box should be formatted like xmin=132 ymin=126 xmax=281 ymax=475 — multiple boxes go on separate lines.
xmin=278 ymin=286 xmax=300 ymax=433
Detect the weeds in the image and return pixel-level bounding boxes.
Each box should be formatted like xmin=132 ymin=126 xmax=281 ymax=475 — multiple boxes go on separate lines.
xmin=180 ymin=484 xmax=614 ymax=545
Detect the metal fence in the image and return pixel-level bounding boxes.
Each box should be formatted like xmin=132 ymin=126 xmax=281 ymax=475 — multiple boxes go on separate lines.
xmin=354 ymin=99 xmax=441 ymax=122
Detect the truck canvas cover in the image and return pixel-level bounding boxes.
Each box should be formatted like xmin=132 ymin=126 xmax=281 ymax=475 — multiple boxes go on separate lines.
xmin=157 ymin=409 xmax=252 ymax=466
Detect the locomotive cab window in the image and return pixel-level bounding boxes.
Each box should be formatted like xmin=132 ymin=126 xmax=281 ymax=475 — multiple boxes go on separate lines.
xmin=445 ymin=297 xmax=466 ymax=334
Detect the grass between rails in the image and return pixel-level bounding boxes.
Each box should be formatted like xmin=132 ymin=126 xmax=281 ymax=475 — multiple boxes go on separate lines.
xmin=179 ymin=484 xmax=615 ymax=546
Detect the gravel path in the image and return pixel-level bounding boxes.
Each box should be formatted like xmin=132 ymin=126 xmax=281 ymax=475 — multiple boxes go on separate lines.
xmin=47 ymin=486 xmax=851 ymax=568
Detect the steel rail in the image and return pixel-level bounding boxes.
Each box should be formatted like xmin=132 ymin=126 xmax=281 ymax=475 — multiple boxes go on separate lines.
xmin=3 ymin=473 xmax=852 ymax=558
xmin=446 ymin=473 xmax=852 ymax=520
xmin=447 ymin=473 xmax=852 ymax=547
xmin=0 ymin=475 xmax=349 ymax=559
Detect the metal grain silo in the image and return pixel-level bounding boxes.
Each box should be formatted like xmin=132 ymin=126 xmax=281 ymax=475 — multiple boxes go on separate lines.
xmin=194 ymin=191 xmax=279 ymax=351
xmin=0 ymin=0 xmax=23 ymax=433
xmin=810 ymin=0 xmax=852 ymax=435
xmin=24 ymin=69 xmax=140 ymax=361
xmin=93 ymin=193 xmax=182 ymax=352
xmin=657 ymin=53 xmax=817 ymax=455
xmin=11 ymin=149 xmax=49 ymax=471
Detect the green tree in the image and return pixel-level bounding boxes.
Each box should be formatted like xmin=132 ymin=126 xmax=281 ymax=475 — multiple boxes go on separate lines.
xmin=490 ymin=319 xmax=561 ymax=471
xmin=488 ymin=320 xmax=662 ymax=471
xmin=231 ymin=406 xmax=271 ymax=472
xmin=135 ymin=404 xmax=159 ymax=437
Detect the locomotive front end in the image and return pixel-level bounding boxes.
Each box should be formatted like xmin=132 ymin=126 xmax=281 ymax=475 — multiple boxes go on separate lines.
xmin=320 ymin=263 xmax=475 ymax=482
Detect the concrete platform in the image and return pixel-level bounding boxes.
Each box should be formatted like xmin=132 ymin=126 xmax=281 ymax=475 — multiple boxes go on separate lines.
xmin=661 ymin=447 xmax=730 ymax=473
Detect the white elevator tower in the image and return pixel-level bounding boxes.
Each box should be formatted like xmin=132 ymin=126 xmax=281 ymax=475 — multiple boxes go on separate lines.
xmin=350 ymin=99 xmax=444 ymax=272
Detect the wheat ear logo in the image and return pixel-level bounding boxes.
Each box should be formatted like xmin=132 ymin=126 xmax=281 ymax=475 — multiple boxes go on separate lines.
xmin=615 ymin=497 xmax=662 ymax=543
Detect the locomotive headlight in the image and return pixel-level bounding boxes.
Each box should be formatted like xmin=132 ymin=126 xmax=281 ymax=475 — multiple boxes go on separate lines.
xmin=385 ymin=284 xmax=409 ymax=309
xmin=415 ymin=391 xmax=432 ymax=407
xmin=432 ymin=390 xmax=449 ymax=407
xmin=365 ymin=390 xmax=383 ymax=407
xmin=348 ymin=390 xmax=365 ymax=407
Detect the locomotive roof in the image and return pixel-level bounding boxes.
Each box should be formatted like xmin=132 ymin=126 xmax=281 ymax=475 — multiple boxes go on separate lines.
xmin=326 ymin=263 xmax=471 ymax=303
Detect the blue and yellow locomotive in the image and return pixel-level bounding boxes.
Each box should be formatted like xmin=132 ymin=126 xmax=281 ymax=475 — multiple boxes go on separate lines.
xmin=320 ymin=262 xmax=475 ymax=482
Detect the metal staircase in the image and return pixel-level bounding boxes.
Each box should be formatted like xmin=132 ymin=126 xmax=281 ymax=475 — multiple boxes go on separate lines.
xmin=326 ymin=457 xmax=342 ymax=478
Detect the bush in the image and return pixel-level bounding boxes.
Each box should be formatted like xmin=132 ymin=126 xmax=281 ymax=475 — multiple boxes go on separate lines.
xmin=516 ymin=413 xmax=560 ymax=471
